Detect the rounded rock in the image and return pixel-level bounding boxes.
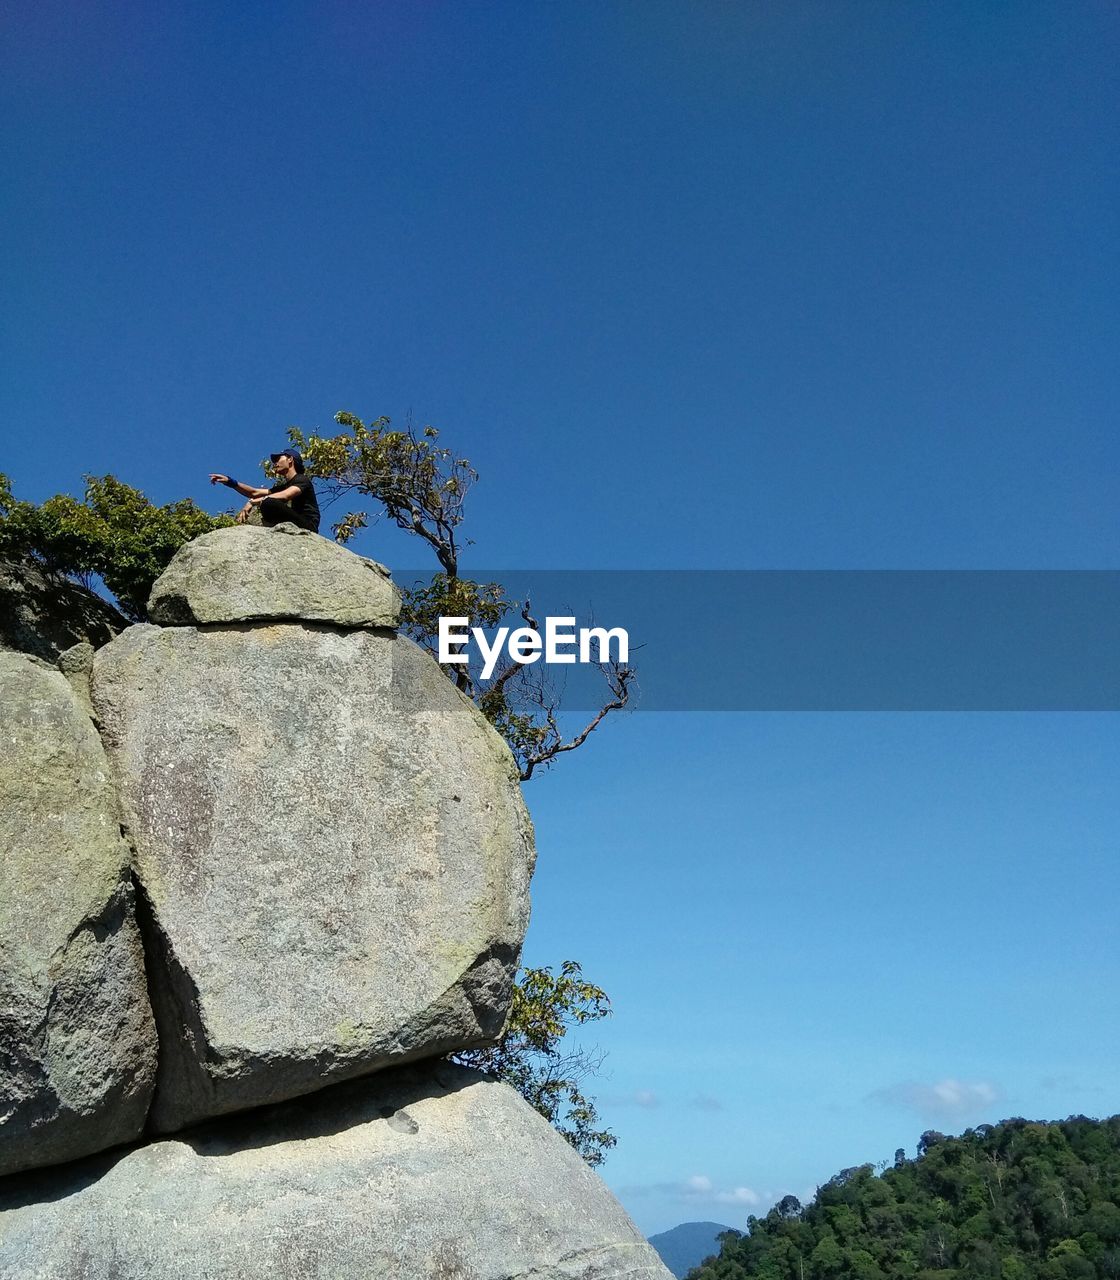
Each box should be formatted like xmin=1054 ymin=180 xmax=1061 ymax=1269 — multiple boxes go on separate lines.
xmin=92 ymin=624 xmax=535 ymax=1133
xmin=146 ymin=525 xmax=401 ymax=628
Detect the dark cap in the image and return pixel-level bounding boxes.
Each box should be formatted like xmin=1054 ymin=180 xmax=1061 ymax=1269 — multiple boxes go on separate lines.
xmin=270 ymin=448 xmax=305 ymax=473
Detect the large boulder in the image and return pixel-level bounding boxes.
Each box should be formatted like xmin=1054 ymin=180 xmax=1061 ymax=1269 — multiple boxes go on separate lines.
xmin=146 ymin=524 xmax=400 ymax=627
xmin=0 ymin=652 xmax=156 ymax=1177
xmin=0 ymin=556 xmax=125 ymax=662
xmin=0 ymin=1062 xmax=672 ymax=1280
xmin=93 ymin=570 xmax=534 ymax=1131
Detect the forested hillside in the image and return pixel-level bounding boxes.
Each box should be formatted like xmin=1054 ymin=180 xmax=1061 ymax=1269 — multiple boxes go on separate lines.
xmin=688 ymin=1116 xmax=1120 ymax=1280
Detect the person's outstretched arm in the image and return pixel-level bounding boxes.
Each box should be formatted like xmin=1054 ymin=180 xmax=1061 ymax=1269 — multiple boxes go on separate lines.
xmin=209 ymin=473 xmax=269 ymax=498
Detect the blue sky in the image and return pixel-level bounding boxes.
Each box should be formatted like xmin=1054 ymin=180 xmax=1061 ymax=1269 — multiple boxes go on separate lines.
xmin=3 ymin=0 xmax=1117 ymax=1237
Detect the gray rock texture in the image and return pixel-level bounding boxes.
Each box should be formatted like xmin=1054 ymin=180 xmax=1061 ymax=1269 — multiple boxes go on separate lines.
xmin=0 ymin=652 xmax=156 ymax=1177
xmin=0 ymin=1063 xmax=672 ymax=1280
xmin=57 ymin=640 xmax=98 ymax=720
xmin=146 ymin=524 xmax=400 ymax=628
xmin=92 ymin=623 xmax=535 ymax=1133
xmin=0 ymin=556 xmax=125 ymax=662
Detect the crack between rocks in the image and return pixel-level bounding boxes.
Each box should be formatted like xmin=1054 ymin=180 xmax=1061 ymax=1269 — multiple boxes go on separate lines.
xmin=128 ymin=866 xmax=224 ymax=1137
xmin=157 ymin=619 xmax=399 ymax=637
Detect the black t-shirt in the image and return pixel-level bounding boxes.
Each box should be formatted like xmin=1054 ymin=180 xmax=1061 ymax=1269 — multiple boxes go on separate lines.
xmin=269 ymin=474 xmax=320 ymax=532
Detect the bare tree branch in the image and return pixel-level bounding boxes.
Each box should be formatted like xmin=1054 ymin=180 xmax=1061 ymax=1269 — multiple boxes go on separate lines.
xmin=518 ymin=661 xmax=635 ymax=781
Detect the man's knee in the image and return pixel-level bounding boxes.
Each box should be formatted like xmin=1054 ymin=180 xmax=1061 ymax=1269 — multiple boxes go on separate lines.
xmin=259 ymin=497 xmax=291 ymax=526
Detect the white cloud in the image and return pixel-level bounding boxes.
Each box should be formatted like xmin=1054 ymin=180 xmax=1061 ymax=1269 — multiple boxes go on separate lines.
xmin=617 ymin=1176 xmax=773 ymax=1223
xmin=634 ymin=1089 xmax=659 ymax=1109
xmin=870 ymin=1078 xmax=1002 ymax=1120
xmin=714 ymin=1187 xmax=762 ymax=1206
xmin=681 ymin=1174 xmax=760 ymax=1206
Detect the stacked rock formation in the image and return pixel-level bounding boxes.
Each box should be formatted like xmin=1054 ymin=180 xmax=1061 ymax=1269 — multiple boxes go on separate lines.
xmin=0 ymin=525 xmax=670 ymax=1280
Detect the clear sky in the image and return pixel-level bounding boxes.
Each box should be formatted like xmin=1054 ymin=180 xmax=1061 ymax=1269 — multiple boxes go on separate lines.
xmin=3 ymin=0 xmax=1117 ymax=1237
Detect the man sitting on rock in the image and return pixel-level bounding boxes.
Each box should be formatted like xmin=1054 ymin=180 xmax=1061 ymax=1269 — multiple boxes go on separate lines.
xmin=209 ymin=449 xmax=321 ymax=534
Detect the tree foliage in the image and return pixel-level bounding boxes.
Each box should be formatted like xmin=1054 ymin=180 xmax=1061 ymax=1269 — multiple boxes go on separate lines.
xmin=453 ymin=961 xmax=617 ymax=1167
xmin=687 ymin=1115 xmax=1120 ymax=1280
xmin=286 ymin=412 xmax=635 ymax=780
xmin=0 ymin=471 xmax=231 ymax=620
xmin=287 ymin=412 xmax=473 ymax=573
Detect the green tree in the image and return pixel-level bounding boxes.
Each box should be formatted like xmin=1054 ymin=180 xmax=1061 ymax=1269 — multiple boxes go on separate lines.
xmin=810 ymin=1235 xmax=844 ymax=1277
xmin=690 ymin=1115 xmax=1120 ymax=1280
xmin=847 ymin=1248 xmax=886 ymax=1280
xmin=453 ymin=960 xmax=617 ymax=1166
xmin=1085 ymin=1205 xmax=1120 ymax=1245
xmin=0 ymin=471 xmax=231 ymax=620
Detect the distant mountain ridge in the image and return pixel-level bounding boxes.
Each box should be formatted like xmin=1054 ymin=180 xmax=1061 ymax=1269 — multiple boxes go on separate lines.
xmin=648 ymin=1221 xmax=735 ymax=1278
